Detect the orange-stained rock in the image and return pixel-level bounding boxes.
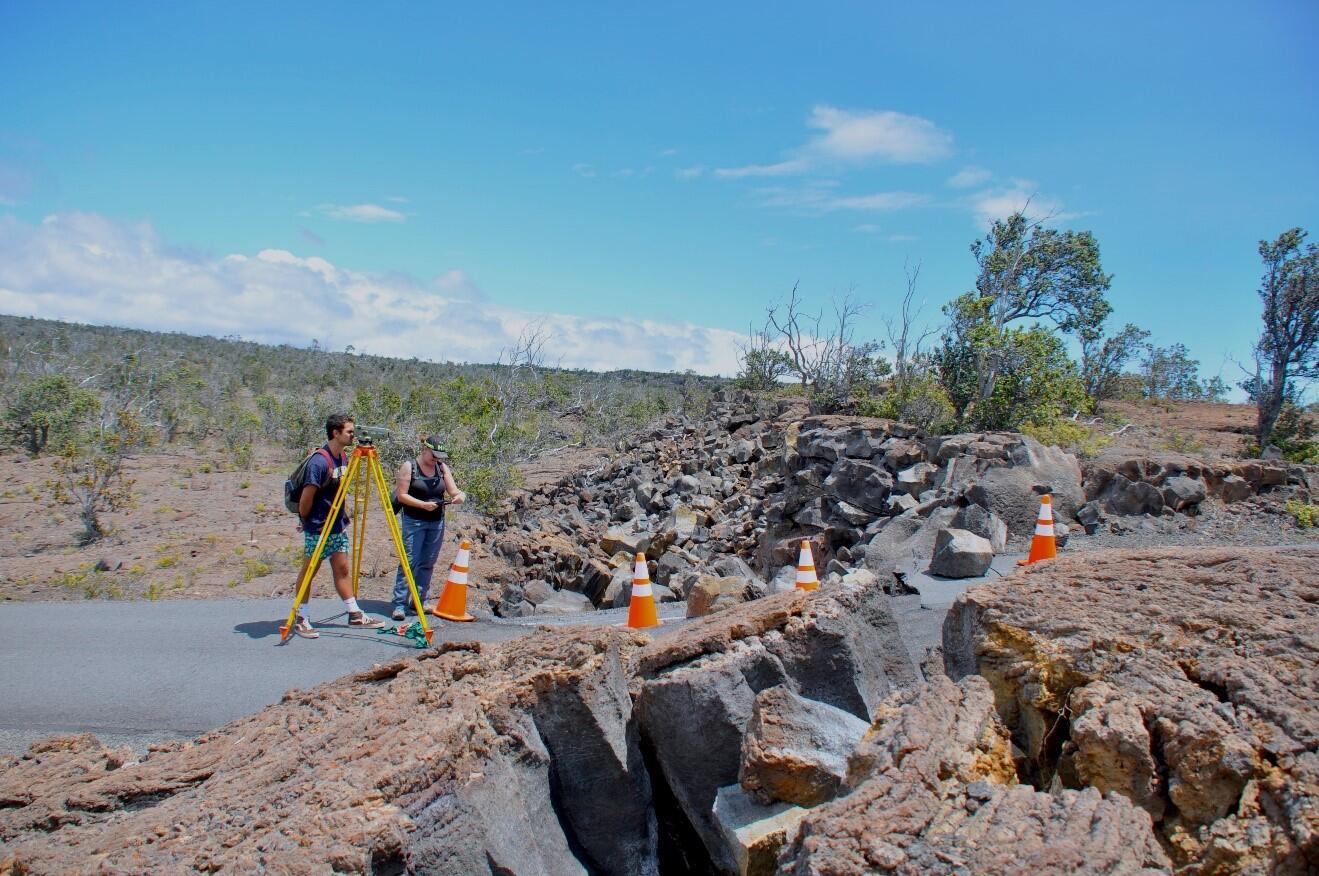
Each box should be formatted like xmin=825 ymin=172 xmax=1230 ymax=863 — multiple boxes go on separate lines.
xmin=944 ymin=547 xmax=1319 ymax=874
xmin=779 ymin=675 xmax=1170 ymax=875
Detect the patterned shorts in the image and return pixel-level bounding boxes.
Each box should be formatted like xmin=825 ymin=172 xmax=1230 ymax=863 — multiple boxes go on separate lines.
xmin=304 ymin=531 xmax=350 ymax=558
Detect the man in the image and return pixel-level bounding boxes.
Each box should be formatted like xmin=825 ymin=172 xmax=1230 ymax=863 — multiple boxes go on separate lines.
xmin=391 ymin=435 xmax=465 ymax=620
xmin=290 ymin=413 xmax=387 ymax=638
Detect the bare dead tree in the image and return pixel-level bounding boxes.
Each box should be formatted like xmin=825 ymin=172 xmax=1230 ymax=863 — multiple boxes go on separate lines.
xmin=489 ymin=321 xmax=552 ymax=449
xmin=766 ymin=284 xmax=873 ymax=404
xmin=884 ymin=260 xmax=937 ymax=390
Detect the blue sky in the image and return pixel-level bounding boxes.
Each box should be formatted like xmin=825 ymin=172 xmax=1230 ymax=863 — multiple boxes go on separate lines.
xmin=1 ymin=2 xmax=1316 ymax=383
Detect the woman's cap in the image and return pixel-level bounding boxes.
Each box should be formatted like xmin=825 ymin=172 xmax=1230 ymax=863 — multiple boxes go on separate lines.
xmin=423 ymin=435 xmax=450 ymax=458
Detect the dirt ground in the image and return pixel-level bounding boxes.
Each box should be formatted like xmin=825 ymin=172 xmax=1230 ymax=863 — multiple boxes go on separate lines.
xmin=1091 ymin=399 xmax=1258 ymax=460
xmin=0 ymin=449 xmax=509 ymax=606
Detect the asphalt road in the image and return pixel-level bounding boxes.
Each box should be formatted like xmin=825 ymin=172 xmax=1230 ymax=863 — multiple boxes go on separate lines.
xmin=0 ymin=596 xmax=688 ymax=756
xmin=0 ymin=561 xmax=1002 ymax=757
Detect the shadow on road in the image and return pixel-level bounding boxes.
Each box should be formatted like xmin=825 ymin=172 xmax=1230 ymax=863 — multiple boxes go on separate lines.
xmin=234 ymin=619 xmax=285 ymax=639
xmin=233 ymin=600 xmax=401 ymax=641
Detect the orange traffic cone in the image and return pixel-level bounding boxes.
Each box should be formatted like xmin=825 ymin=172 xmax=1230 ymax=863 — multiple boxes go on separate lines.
xmin=795 ymin=539 xmax=819 ymax=591
xmin=1018 ymin=495 xmax=1057 ymax=566
xmin=431 ymin=539 xmax=476 ymax=622
xmin=626 ymin=552 xmax=661 ymax=629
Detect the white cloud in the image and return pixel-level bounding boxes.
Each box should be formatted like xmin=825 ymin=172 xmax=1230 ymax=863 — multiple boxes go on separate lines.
xmin=312 ymin=203 xmax=407 ymax=223
xmin=805 ymin=106 xmax=952 ymax=164
xmin=966 ymin=180 xmax=1069 ymax=229
xmin=754 ymin=182 xmax=928 ymax=214
xmin=0 ymin=212 xmax=745 ymax=375
xmin=714 ymin=158 xmax=811 ymax=179
xmin=572 ymin=163 xmax=597 ymax=178
xmin=675 ymin=165 xmax=706 ymax=180
xmin=716 ymin=106 xmax=952 ymax=178
xmin=659 ymin=148 xmax=678 ymax=157
xmin=852 ymin=224 xmax=882 ymax=234
xmin=946 ymin=165 xmax=991 ymax=188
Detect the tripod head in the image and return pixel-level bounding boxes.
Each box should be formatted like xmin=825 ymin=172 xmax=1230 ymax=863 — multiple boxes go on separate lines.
xmin=353 ymin=424 xmax=392 ymax=447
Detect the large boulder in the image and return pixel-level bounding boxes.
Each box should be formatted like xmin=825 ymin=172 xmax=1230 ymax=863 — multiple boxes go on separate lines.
xmin=951 ymin=503 xmax=1008 ymax=553
xmin=536 ymin=588 xmax=595 ymax=614
xmin=863 ymin=507 xmax=958 ymax=579
xmin=963 ymin=436 xmax=1085 ymax=536
xmin=824 ymin=458 xmax=893 ymax=512
xmin=1097 ymin=473 xmax=1165 ymax=516
xmin=602 ymin=521 xmax=653 ymax=557
xmin=928 ymin=528 xmax=993 ymax=579
xmin=687 ymin=574 xmax=756 ymax=618
xmin=712 ymin=784 xmax=806 ymax=876
xmin=895 ymin=461 xmax=938 ymax=497
xmin=738 ymin=685 xmax=869 ymax=807
xmin=1217 ymin=473 xmax=1253 ymax=503
xmin=1162 ymin=474 xmax=1207 ymax=512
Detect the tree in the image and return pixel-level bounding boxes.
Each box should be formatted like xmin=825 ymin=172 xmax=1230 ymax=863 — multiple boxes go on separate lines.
xmin=50 ymin=411 xmax=146 ymax=544
xmin=937 ymin=315 xmax=1085 ymax=431
xmin=1251 ymin=228 xmax=1319 ymax=450
xmin=953 ymin=211 xmax=1113 ymax=409
xmin=735 ymin=324 xmax=794 ymax=390
xmin=764 ymin=284 xmax=886 ymax=411
xmin=5 ymin=375 xmax=98 ymax=454
xmin=1081 ymin=322 xmax=1150 ymax=405
xmin=1140 ymin=343 xmax=1210 ymax=401
xmin=884 ymin=261 xmax=938 ymax=395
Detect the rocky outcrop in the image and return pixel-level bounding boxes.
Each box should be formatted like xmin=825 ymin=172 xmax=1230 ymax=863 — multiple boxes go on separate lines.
xmin=0 ymin=632 xmax=654 ymax=875
xmin=943 ymin=547 xmax=1319 ymax=874
xmin=779 ymin=675 xmax=1170 ymax=875
xmin=1083 ymin=456 xmax=1316 ymax=518
xmin=0 ymin=577 xmax=917 ymax=875
xmin=634 ymin=581 xmax=919 ymax=873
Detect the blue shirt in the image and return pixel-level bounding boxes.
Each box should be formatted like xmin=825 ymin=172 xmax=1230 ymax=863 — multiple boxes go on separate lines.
xmin=303 ymin=444 xmax=349 ymax=535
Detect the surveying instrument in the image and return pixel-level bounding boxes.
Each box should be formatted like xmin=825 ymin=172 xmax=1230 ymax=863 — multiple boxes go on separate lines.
xmin=279 ymin=432 xmax=434 ymax=647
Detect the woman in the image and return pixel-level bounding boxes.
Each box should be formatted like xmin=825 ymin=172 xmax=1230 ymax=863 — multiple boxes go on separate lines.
xmin=391 ymin=435 xmax=465 ymax=620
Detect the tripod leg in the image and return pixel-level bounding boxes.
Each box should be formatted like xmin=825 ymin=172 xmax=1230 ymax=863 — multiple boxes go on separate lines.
xmin=369 ymin=455 xmax=434 ymax=645
xmin=280 ymin=453 xmax=362 ymax=641
xmin=351 ymin=467 xmax=367 ymax=598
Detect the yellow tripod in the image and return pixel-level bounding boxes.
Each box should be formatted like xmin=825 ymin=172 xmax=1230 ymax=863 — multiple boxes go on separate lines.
xmin=279 ymin=441 xmax=434 ymax=646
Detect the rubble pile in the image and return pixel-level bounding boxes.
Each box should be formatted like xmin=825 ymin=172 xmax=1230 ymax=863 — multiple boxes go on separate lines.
xmin=488 ymin=392 xmax=1167 ymax=619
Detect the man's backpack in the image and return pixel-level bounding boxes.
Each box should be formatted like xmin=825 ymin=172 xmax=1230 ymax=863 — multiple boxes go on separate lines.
xmin=283 ymin=448 xmax=335 ymax=515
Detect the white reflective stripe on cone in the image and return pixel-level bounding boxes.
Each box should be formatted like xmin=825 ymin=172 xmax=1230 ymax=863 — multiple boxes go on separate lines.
xmin=633 ymin=559 xmax=647 ymax=578
xmin=1038 ymin=503 xmax=1053 ymax=522
xmin=1034 ymin=524 xmax=1054 ymax=536
xmin=449 ymin=570 xmax=469 ymax=585
xmin=632 ymin=582 xmax=653 ymax=596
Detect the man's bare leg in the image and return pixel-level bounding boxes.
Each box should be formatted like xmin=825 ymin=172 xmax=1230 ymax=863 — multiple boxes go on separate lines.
xmin=330 ymin=551 xmax=352 ymax=600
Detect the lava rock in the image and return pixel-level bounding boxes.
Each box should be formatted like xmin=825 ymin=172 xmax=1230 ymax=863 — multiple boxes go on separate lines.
xmin=739 ymin=685 xmax=870 ymax=807
xmin=928 ymin=528 xmax=993 ymax=579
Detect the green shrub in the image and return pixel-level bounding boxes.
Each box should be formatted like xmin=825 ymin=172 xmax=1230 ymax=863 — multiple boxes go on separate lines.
xmin=855 ymin=377 xmax=956 ymax=434
xmin=1021 ymin=420 xmax=1113 ymax=458
xmin=1285 ymin=499 xmax=1318 ymax=529
xmin=4 ymin=374 xmax=98 ymax=454
xmin=1160 ymin=430 xmax=1205 ymax=454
